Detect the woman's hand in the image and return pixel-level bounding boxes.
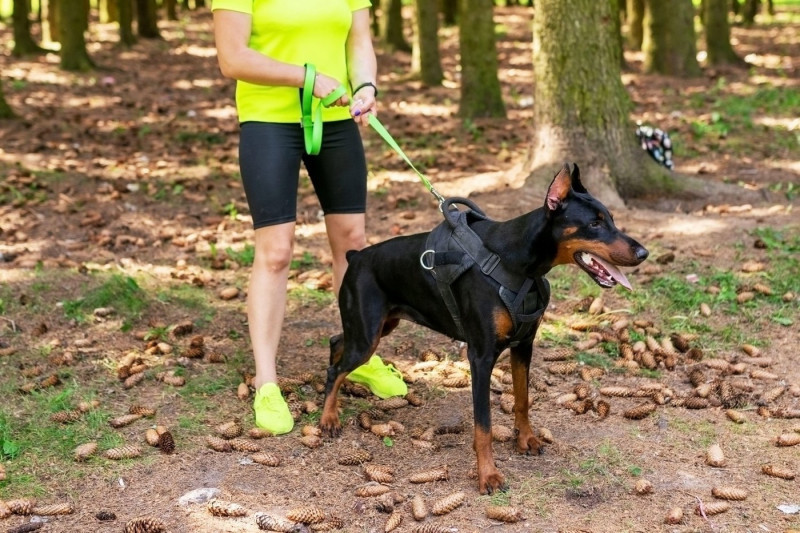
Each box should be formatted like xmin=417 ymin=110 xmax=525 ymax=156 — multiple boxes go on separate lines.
xmin=350 ymin=84 xmax=377 ymax=127
xmin=313 ymin=72 xmax=349 ymax=107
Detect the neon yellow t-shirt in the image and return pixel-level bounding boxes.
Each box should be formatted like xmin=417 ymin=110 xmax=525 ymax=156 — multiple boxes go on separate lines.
xmin=212 ymin=0 xmax=371 ymax=123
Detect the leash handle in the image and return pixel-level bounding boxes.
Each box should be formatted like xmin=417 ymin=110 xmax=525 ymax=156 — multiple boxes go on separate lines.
xmin=367 ymin=113 xmax=445 ymax=208
xmin=300 ymin=64 xmax=347 ymax=155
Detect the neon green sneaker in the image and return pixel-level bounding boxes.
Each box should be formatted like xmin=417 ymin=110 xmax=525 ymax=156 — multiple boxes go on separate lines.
xmin=347 ymin=355 xmax=408 ymax=399
xmin=253 ymin=383 xmax=294 ymax=435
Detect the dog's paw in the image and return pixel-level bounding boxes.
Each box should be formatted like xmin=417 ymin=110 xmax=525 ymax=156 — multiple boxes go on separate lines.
xmin=318 ymin=413 xmax=342 ymax=438
xmin=478 ymin=469 xmax=507 ymax=495
xmin=516 ymin=432 xmax=544 ymax=456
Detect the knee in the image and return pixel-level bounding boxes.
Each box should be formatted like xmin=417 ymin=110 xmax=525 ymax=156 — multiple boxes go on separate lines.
xmin=253 ymin=242 xmax=293 ymax=273
xmin=336 ymin=226 xmax=366 ymax=253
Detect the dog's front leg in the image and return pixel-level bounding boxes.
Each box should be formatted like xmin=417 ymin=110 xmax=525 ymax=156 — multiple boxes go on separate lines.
xmin=470 ymin=349 xmax=506 ymax=494
xmin=319 ymin=342 xmax=347 ymax=437
xmin=510 ymin=341 xmax=544 ymax=455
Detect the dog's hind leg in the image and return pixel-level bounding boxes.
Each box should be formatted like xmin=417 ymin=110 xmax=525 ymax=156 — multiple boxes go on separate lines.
xmin=469 ymin=345 xmax=507 ymax=494
xmin=510 ymin=341 xmax=544 ymax=455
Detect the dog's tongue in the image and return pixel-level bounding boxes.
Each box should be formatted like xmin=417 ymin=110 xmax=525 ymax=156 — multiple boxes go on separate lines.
xmin=594 ymin=256 xmax=633 ymax=290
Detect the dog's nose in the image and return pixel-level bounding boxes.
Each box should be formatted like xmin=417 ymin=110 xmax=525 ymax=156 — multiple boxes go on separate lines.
xmin=635 ymin=246 xmax=649 ymax=262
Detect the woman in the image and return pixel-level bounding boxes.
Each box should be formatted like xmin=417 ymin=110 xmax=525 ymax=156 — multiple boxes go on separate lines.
xmin=212 ymin=0 xmax=406 ymax=435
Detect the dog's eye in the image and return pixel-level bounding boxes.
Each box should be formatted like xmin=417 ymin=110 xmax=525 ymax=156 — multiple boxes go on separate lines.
xmin=589 ymin=220 xmax=603 ymax=229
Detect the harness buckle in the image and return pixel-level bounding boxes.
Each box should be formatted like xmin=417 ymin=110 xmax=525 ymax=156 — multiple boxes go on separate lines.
xmin=479 ymin=254 xmax=500 ymax=275
xmin=419 ymin=249 xmax=435 ymax=270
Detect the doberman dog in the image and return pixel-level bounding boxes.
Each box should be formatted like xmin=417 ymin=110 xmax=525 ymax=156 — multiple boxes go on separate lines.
xmin=319 ymin=163 xmax=649 ymax=494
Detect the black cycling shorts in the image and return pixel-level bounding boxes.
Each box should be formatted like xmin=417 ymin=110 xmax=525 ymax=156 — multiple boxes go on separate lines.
xmin=239 ymin=120 xmax=368 ymax=229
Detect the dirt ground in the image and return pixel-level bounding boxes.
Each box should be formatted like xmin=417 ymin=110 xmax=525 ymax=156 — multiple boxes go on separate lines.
xmin=1 ymin=6 xmax=799 ymax=533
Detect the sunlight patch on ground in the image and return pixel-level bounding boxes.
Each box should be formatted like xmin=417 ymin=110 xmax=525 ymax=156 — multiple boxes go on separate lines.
xmin=173 ymin=44 xmax=218 ymax=58
xmin=662 ymin=216 xmax=728 ymax=236
xmin=389 ymin=100 xmax=451 ymax=118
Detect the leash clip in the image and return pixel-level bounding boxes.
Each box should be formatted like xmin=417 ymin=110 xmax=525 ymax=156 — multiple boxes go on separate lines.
xmin=419 ymin=249 xmax=435 ymax=270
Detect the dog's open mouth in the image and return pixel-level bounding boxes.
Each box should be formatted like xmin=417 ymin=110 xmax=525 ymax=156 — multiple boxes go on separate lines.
xmin=575 ymin=252 xmax=633 ymax=290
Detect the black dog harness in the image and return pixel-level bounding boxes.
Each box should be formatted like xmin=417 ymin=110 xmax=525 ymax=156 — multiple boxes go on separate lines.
xmin=420 ymin=198 xmax=550 ymax=346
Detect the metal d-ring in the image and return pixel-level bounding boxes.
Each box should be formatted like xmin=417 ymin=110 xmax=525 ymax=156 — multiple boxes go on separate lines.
xmin=419 ymin=249 xmax=435 ymax=270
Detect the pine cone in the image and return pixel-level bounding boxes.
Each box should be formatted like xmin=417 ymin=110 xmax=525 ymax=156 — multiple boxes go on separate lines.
xmin=129 ymin=404 xmax=156 ymax=417
xmin=431 ymin=491 xmax=465 ymax=516
xmin=409 ymin=465 xmax=449 ymax=483
xmin=599 ymin=386 xmax=633 ymax=397
xmin=286 ymin=504 xmax=325 ymax=524
xmin=95 ymin=510 xmax=116 ymax=521
xmin=684 ymin=397 xmax=709 ymax=409
xmin=227 ymin=438 xmax=261 ymax=453
xmin=405 ymin=391 xmax=424 ymax=406
xmin=370 ymin=423 xmax=395 ymax=437
xmin=384 ymin=510 xmax=403 ymax=532
xmin=145 ymin=428 xmax=161 ymax=447
xmin=485 ymin=505 xmax=523 ymax=523
xmin=182 ymin=346 xmax=205 ymax=359
xmin=161 ymin=374 xmax=186 ymax=387
xmin=357 ymin=411 xmax=373 ymax=430
xmin=104 ymin=444 xmax=142 ymax=460
xmin=251 ymin=452 xmax=281 ymax=467
xmin=123 ymin=516 xmax=171 ymax=533
xmin=375 ymin=397 xmax=409 ymax=410
xmin=594 ymin=400 xmax=611 ymax=419
xmin=110 ymin=413 xmax=143 ymax=428
xmin=158 ymin=431 xmax=176 ymax=454
xmin=337 ymin=448 xmax=372 ymax=465
xmin=299 ymin=435 xmax=322 ymax=448
xmin=695 ymin=501 xmax=730 ymax=516
xmin=206 ymin=435 xmax=232 ymax=452
xmin=31 ymin=502 xmax=74 ymax=515
xmin=355 ymin=483 xmax=391 ymax=497
xmin=50 ymin=410 xmax=82 ymax=423
xmin=441 ymin=375 xmax=470 ymax=388
xmin=123 ymin=372 xmax=146 ymax=389
xmin=216 ymin=421 xmax=243 ymax=439
xmin=623 ymin=402 xmax=656 ymax=420
xmin=248 ymin=428 xmax=273 ymax=439
xmin=706 ymin=444 xmax=726 ymax=467
xmin=711 ymin=486 xmax=748 ymax=500
xmin=207 ymin=499 xmax=247 ymax=517
xmin=74 ymin=442 xmax=98 ymax=462
xmin=664 ymin=506 xmax=683 ymax=525
xmin=0 ymin=500 xmax=11 ymax=519
xmin=411 ymin=494 xmax=427 ymax=521
xmin=254 ymin=513 xmax=301 ymax=532
xmin=411 ymin=524 xmax=457 ymax=533
xmin=171 ymin=321 xmax=193 ymax=337
xmin=725 ymin=409 xmax=747 ymax=424
xmin=491 ymin=425 xmax=514 ymax=442
xmin=6 ymin=498 xmax=36 ymax=515
xmin=310 ymin=515 xmax=344 ymax=531
xmin=364 ymin=464 xmax=394 ymax=483
xmin=761 ymin=464 xmax=795 ymax=480
xmin=776 ymin=433 xmax=800 ymax=447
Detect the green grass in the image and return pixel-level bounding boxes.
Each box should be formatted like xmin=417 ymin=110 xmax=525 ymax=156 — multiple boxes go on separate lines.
xmin=61 ymin=273 xmax=147 ymax=328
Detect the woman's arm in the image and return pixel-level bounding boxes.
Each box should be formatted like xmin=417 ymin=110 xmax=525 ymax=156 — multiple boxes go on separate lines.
xmin=346 ymin=8 xmax=378 ymax=125
xmin=213 ymin=9 xmax=348 ymax=105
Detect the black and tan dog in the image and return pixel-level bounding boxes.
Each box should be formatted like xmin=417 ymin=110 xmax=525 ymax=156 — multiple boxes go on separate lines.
xmin=319 ymin=163 xmax=648 ymax=494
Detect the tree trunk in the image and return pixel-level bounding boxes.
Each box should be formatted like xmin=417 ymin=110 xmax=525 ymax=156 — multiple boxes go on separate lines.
xmin=0 ymin=78 xmax=15 ymax=119
xmin=47 ymin=0 xmax=60 ymax=43
xmin=741 ymin=0 xmax=759 ymax=25
xmin=440 ymin=0 xmax=458 ymax=26
xmin=136 ymin=0 xmax=161 ymax=39
xmin=524 ymin=0 xmax=680 ymax=207
xmin=12 ymin=0 xmax=45 ymax=56
xmin=642 ymin=0 xmax=701 ymax=76
xmin=412 ymin=0 xmax=444 ymax=86
xmin=610 ymin=0 xmax=626 ymax=69
xmin=704 ymin=0 xmax=743 ymax=66
xmin=165 ymin=0 xmax=178 ymax=20
xmin=60 ymin=0 xmax=94 ymax=71
xmin=626 ymin=0 xmax=644 ymax=50
xmin=119 ymin=0 xmax=137 ymax=47
xmin=380 ymin=0 xmax=411 ymax=52
xmin=458 ymin=0 xmax=505 ymax=118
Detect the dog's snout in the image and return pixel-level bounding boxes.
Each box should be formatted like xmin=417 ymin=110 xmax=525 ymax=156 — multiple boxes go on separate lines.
xmin=634 ymin=245 xmax=649 ymax=263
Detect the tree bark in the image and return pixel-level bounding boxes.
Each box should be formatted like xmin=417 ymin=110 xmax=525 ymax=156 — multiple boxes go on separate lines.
xmin=741 ymin=0 xmax=759 ymax=25
xmin=704 ymin=0 xmax=744 ymax=66
xmin=103 ymin=0 xmax=120 ymax=23
xmin=12 ymin=0 xmax=45 ymax=56
xmin=626 ymin=0 xmax=644 ymax=50
xmin=642 ymin=0 xmax=701 ymax=77
xmin=0 ymin=78 xmax=15 ymax=119
xmin=119 ymin=0 xmax=137 ymax=47
xmin=458 ymin=0 xmax=505 ymax=118
xmin=47 ymin=0 xmax=60 ymax=43
xmin=524 ymin=0 xmax=683 ymax=207
xmin=165 ymin=0 xmax=178 ymax=21
xmin=60 ymin=0 xmax=94 ymax=71
xmin=136 ymin=0 xmax=161 ymax=39
xmin=380 ymin=0 xmax=411 ymax=52
xmin=412 ymin=0 xmax=444 ymax=86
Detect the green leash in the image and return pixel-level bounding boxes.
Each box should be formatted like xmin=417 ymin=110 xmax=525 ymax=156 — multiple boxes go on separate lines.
xmin=301 ymin=64 xmax=444 ymax=206
xmin=300 ymin=64 xmax=347 ymax=156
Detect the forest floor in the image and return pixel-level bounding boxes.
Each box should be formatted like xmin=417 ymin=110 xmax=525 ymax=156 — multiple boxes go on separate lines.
xmin=0 ymin=6 xmax=799 ymax=533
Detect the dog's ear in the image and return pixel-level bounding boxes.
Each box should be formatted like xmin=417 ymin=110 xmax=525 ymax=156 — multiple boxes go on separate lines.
xmin=570 ymin=163 xmax=588 ymax=194
xmin=545 ymin=163 xmax=572 ymax=212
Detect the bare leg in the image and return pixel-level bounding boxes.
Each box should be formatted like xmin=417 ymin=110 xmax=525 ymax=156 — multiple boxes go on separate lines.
xmin=324 ymin=213 xmax=366 ymax=296
xmin=249 ymin=222 xmax=296 ymax=390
